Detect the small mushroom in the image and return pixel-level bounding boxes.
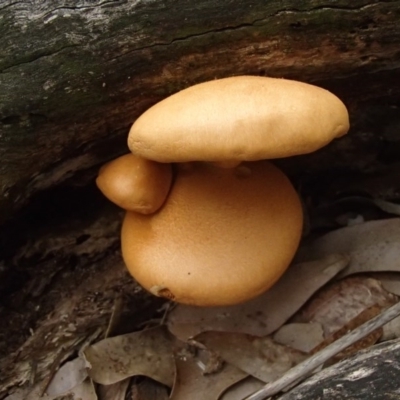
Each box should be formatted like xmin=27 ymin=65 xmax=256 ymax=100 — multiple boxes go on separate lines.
xmin=96 ymin=153 xmax=172 ymax=214
xmin=100 ymin=76 xmax=349 ymax=306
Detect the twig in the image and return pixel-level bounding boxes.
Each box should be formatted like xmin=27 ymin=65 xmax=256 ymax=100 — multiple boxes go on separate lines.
xmin=244 ymin=300 xmax=400 ymax=400
xmin=104 ymin=295 xmax=123 ymax=339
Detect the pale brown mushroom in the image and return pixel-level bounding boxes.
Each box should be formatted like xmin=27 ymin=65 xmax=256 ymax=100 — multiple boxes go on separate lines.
xmin=128 ymin=76 xmax=349 ymax=164
xmin=104 ymin=76 xmax=349 ymax=306
xmin=121 ymin=161 xmax=303 ymax=306
xmin=96 ymin=153 xmax=172 ymax=214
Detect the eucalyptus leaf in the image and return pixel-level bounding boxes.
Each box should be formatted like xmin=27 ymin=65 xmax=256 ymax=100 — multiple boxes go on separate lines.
xmin=297 ymin=218 xmax=400 ymax=277
xmin=168 ymin=254 xmax=348 ymax=339
xmin=84 ymin=326 xmax=175 ymax=387
xmin=196 ymin=332 xmax=306 ymax=383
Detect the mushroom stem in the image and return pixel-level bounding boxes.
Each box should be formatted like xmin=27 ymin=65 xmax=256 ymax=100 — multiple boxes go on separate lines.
xmin=210 ymin=160 xmax=242 ymax=168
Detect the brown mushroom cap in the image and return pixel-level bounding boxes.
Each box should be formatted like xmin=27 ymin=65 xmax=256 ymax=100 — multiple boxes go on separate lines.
xmin=96 ymin=154 xmax=172 ymax=214
xmin=121 ymin=160 xmax=303 ymax=306
xmin=128 ymin=76 xmax=349 ymax=163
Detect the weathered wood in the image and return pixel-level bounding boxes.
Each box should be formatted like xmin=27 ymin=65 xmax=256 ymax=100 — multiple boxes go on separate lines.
xmin=277 ymin=338 xmax=400 ymax=400
xmin=246 ymin=301 xmax=400 ymax=400
xmin=0 ymin=198 xmax=164 ymax=398
xmin=1 ymin=0 xmax=400 ymax=221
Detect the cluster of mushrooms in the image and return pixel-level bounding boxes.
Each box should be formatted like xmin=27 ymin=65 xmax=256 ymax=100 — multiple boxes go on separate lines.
xmin=96 ymin=76 xmax=349 ymax=307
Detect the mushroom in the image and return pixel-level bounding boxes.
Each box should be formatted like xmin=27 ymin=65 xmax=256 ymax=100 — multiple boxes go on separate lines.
xmin=96 ymin=153 xmax=172 ymax=214
xmin=128 ymin=76 xmax=349 ymax=164
xmin=99 ymin=76 xmax=349 ymax=306
xmin=122 ymin=160 xmax=303 ymax=306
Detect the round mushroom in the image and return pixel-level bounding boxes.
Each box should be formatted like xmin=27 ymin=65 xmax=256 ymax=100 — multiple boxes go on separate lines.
xmin=121 ymin=161 xmax=303 ymax=306
xmin=96 ymin=153 xmax=172 ymax=214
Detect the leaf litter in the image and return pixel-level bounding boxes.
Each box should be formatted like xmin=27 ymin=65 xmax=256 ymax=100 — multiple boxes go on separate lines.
xmin=96 ymin=378 xmax=129 ymax=400
xmin=310 ymin=304 xmax=386 ymax=364
xmin=220 ymin=377 xmax=265 ymax=400
xmin=195 ymin=332 xmax=306 ymax=383
xmin=83 ymin=326 xmax=175 ymax=387
xmin=41 ymin=217 xmax=400 ymax=399
xmin=375 ymin=272 xmax=400 ymax=296
xmin=170 ymin=346 xmax=247 ymax=400
xmin=292 ymin=276 xmax=396 ymax=336
xmin=297 ymin=218 xmax=400 ymax=277
xmin=273 ymin=323 xmax=324 ymax=353
xmin=128 ymin=378 xmax=170 ymax=399
xmin=167 ymin=254 xmax=349 ymax=340
xmin=46 ymin=356 xmax=88 ymax=396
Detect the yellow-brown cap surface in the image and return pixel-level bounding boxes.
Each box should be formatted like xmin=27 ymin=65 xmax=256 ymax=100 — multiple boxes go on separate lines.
xmin=128 ymin=76 xmax=349 ymax=163
xmin=121 ymin=161 xmax=303 ymax=306
xmin=96 ymin=154 xmax=172 ymax=214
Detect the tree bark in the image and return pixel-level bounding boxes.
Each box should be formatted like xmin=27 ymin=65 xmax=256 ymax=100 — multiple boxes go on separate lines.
xmin=278 ymin=338 xmax=400 ymax=400
xmin=1 ymin=0 xmax=400 ymax=221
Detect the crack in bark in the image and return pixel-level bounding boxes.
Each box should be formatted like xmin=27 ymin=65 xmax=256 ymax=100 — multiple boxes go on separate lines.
xmin=106 ymin=21 xmax=262 ymax=62
xmin=0 ymin=1 xmax=25 ymax=12
xmin=273 ymin=0 xmax=397 ymax=16
xmin=0 ymin=45 xmax=80 ymax=74
xmin=0 ymin=0 xmax=125 ymax=12
xmin=2 ymin=0 xmax=398 ymax=69
xmin=40 ymin=0 xmax=127 ymax=20
xmin=107 ymin=0 xmax=398 ymax=62
xmin=1 ymin=1 xmax=399 ymax=76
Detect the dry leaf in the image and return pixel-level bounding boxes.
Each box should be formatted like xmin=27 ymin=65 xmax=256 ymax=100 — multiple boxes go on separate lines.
xmin=196 ymin=332 xmax=306 ymax=383
xmin=84 ymin=326 xmax=175 ymax=387
xmin=46 ymin=356 xmax=88 ymax=396
xmin=129 ymin=378 xmax=170 ymax=400
xmin=273 ymin=323 xmax=324 ymax=353
xmin=5 ymin=361 xmax=94 ymax=400
xmin=293 ymin=276 xmax=396 ymax=336
xmin=170 ymin=348 xmax=247 ymax=400
xmin=97 ymin=378 xmax=130 ymax=400
xmin=4 ymin=387 xmax=53 ymax=400
xmin=219 ymin=376 xmax=265 ymax=400
xmin=381 ymin=314 xmax=400 ymax=341
xmin=69 ymin=378 xmax=98 ymax=399
xmin=167 ymin=254 xmax=348 ymax=339
xmin=311 ymin=304 xmax=386 ymax=363
xmin=375 ymin=273 xmax=400 ymax=296
xmin=297 ymin=218 xmax=400 ymax=277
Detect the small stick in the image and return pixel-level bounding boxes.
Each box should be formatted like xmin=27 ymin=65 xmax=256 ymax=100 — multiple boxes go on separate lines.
xmin=244 ymin=300 xmax=400 ymax=400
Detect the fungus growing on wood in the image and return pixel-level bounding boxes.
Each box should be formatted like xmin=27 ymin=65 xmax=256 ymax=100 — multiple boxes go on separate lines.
xmin=96 ymin=153 xmax=172 ymax=214
xmin=98 ymin=76 xmax=349 ymax=306
xmin=128 ymin=76 xmax=349 ymax=164
xmin=121 ymin=160 xmax=303 ymax=306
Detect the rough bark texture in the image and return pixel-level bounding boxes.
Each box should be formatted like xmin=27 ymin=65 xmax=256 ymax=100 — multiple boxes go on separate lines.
xmin=1 ymin=0 xmax=400 ymax=222
xmin=278 ymin=338 xmax=400 ymax=400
